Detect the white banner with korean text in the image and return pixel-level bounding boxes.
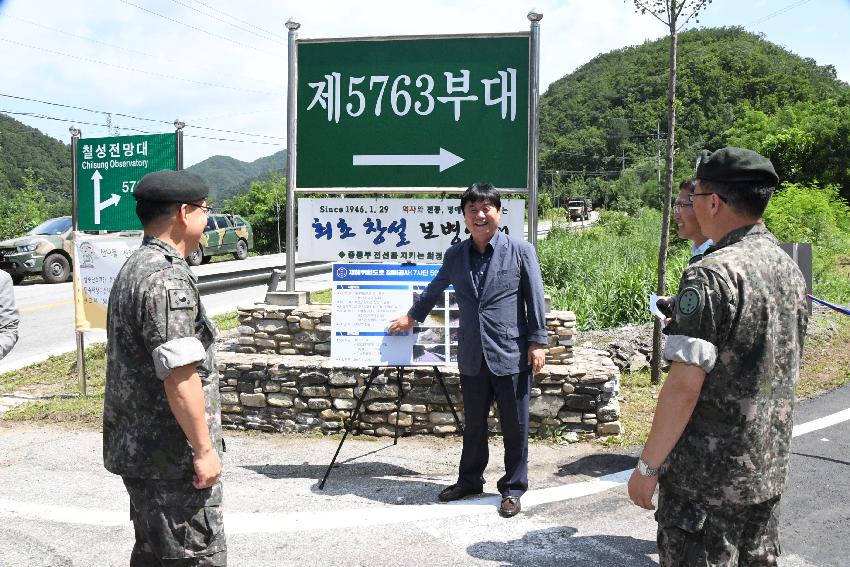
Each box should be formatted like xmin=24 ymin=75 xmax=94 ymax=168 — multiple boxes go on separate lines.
xmin=73 ymin=237 xmax=141 ymax=330
xmin=298 ymin=198 xmax=525 ymax=262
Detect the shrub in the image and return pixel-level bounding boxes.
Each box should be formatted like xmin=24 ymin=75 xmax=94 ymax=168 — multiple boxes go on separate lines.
xmin=539 ymin=208 xmax=690 ymax=330
xmin=763 ymin=182 xmax=850 ymax=302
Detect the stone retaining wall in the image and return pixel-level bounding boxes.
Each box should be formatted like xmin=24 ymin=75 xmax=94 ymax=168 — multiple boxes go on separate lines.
xmin=218 ymin=303 xmax=622 ymax=439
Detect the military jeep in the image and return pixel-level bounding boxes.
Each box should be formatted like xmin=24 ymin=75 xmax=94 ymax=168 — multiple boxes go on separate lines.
xmin=186 ymin=213 xmax=254 ymax=266
xmin=567 ymin=199 xmax=592 ymax=222
xmin=0 ymin=216 xmax=75 ymax=284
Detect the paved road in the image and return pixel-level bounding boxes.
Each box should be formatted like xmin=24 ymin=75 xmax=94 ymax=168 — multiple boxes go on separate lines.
xmin=0 ymin=384 xmax=846 ymax=566
xmin=0 ymin=255 xmax=334 ymax=374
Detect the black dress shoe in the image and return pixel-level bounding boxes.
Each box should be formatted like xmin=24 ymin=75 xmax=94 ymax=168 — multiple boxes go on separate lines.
xmin=499 ymin=496 xmax=521 ymax=517
xmin=438 ymin=483 xmax=483 ymax=502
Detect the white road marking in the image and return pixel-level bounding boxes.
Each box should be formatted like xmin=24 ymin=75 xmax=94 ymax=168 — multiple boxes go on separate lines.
xmin=0 ymin=408 xmax=846 ymax=533
xmin=792 ymin=408 xmax=850 ymax=437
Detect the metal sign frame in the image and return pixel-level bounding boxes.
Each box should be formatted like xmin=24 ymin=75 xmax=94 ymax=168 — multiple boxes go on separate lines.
xmin=68 ymin=125 xmax=184 ymax=395
xmin=284 ymin=13 xmax=542 ymax=291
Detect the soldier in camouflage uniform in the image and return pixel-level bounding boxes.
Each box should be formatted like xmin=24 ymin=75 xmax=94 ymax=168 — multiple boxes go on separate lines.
xmin=104 ymin=170 xmax=226 ymax=566
xmin=628 ymin=147 xmax=809 ymax=566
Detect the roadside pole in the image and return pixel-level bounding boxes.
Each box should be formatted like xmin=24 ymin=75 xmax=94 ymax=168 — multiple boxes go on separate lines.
xmin=527 ymin=11 xmax=542 ymax=246
xmin=69 ymin=126 xmax=87 ymax=397
xmin=175 ymin=120 xmax=185 ymax=170
xmin=285 ymin=19 xmax=300 ymax=292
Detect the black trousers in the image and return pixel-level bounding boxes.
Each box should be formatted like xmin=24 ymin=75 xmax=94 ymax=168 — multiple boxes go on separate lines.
xmin=457 ymin=360 xmax=531 ymax=497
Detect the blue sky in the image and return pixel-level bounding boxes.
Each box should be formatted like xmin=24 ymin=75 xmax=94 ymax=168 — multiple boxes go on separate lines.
xmin=0 ymin=0 xmax=847 ymax=167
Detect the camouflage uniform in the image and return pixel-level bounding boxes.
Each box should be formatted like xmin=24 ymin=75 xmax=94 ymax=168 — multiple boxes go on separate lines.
xmin=659 ymin=223 xmax=808 ymax=566
xmin=104 ymin=236 xmax=226 ymax=566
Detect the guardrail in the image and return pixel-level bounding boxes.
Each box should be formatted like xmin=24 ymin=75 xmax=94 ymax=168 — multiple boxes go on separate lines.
xmin=196 ymin=261 xmax=333 ymax=293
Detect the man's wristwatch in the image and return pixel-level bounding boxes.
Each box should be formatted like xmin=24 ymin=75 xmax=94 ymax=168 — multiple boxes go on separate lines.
xmin=636 ymin=457 xmax=660 ymax=477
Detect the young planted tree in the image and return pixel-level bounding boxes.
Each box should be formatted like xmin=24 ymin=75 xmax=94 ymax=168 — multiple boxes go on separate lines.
xmin=630 ymin=0 xmax=712 ymax=384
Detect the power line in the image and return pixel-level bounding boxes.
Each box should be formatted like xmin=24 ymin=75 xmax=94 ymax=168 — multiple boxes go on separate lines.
xmin=4 ymin=14 xmax=281 ymax=89
xmin=169 ymin=0 xmax=286 ymax=46
xmin=181 ymin=108 xmax=279 ymax=122
xmin=182 ymin=0 xmax=283 ymax=42
xmin=0 ymin=37 xmax=278 ymax=96
xmin=1 ymin=110 xmax=283 ymax=146
xmin=0 ymin=93 xmax=169 ymax=124
xmin=747 ymin=0 xmax=814 ymax=26
xmin=186 ymin=132 xmax=282 ymax=146
xmin=118 ymin=0 xmax=284 ymax=59
xmin=0 ymin=93 xmax=286 ymax=140
xmin=1 ymin=110 xmax=155 ymax=134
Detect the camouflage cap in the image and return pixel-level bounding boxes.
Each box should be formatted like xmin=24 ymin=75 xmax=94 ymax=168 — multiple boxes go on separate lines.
xmin=695 ymin=147 xmax=779 ymax=187
xmin=133 ymin=170 xmax=209 ymax=203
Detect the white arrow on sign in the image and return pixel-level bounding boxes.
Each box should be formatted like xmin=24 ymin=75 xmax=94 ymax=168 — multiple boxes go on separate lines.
xmin=352 ymin=147 xmax=464 ymax=173
xmin=91 ymin=170 xmax=121 ymax=225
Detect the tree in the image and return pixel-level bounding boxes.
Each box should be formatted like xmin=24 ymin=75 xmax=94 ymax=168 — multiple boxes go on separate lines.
xmin=0 ymin=169 xmax=51 ymax=240
xmin=223 ymin=174 xmax=286 ymax=254
xmin=539 ymin=27 xmax=847 ymax=179
xmin=725 ymin=94 xmax=850 ymax=201
xmin=630 ymin=0 xmax=712 ymax=384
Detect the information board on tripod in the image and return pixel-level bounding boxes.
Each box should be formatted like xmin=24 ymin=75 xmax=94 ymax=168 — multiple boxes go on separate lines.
xmin=321 ymin=262 xmax=464 ymax=489
xmin=330 ymin=262 xmax=459 ymax=368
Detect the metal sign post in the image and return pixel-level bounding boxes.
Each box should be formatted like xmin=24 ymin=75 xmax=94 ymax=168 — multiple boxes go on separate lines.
xmin=69 ymin=126 xmax=87 ymax=397
xmin=527 ymin=11 xmax=542 ymax=246
xmin=70 ymin=128 xmax=183 ymax=394
xmin=285 ymin=19 xmax=301 ymax=292
xmin=283 ymin=15 xmax=540 ymax=298
xmin=175 ymin=120 xmax=185 ymax=170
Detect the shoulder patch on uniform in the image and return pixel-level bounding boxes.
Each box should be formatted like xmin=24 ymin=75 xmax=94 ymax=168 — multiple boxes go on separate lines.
xmin=167 ymin=288 xmax=196 ymax=310
xmin=677 ymin=286 xmax=702 ymax=317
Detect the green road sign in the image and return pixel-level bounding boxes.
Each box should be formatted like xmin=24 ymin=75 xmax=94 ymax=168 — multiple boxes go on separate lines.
xmin=296 ymin=34 xmax=529 ymax=189
xmin=76 ymin=133 xmax=177 ymax=231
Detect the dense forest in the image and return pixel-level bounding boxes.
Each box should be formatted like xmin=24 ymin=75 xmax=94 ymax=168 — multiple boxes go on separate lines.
xmin=0 ymin=113 xmax=72 ymax=238
xmin=540 ymin=26 xmax=849 ymax=208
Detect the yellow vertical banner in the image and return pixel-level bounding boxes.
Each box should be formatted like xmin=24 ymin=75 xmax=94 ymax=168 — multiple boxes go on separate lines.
xmin=73 ymin=237 xmax=142 ymax=331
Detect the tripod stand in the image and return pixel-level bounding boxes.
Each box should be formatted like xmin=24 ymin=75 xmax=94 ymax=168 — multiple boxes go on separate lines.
xmin=319 ymin=365 xmax=463 ymax=489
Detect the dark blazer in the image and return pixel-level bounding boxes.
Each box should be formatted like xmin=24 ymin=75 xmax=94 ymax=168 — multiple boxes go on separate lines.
xmin=408 ymin=230 xmax=547 ymax=376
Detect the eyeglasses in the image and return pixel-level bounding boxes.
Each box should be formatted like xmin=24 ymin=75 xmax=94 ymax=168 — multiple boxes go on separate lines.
xmin=183 ymin=202 xmax=215 ymax=215
xmin=672 ymin=202 xmax=692 ymax=214
xmin=688 ymin=192 xmax=727 ymax=203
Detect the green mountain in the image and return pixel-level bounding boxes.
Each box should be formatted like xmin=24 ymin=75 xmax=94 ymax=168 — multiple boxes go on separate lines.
xmin=186 ymin=149 xmax=287 ymax=203
xmin=540 ymin=26 xmax=848 ymax=176
xmin=0 ymin=113 xmax=72 ymax=205
xmin=0 ymin=113 xmax=73 ymax=239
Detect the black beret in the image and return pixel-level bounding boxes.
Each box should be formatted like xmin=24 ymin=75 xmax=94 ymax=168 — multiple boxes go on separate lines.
xmin=133 ymin=170 xmax=209 ymax=203
xmin=695 ymin=147 xmax=779 ymax=187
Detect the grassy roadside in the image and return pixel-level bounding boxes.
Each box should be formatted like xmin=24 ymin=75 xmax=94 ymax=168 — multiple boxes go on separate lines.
xmin=609 ymin=313 xmax=850 ymax=447
xmin=310 ymin=288 xmax=331 ymax=303
xmin=3 ymin=313 xmax=849 ymax=444
xmin=0 ymin=343 xmax=107 ymax=424
xmin=0 ymin=311 xmax=242 ymax=424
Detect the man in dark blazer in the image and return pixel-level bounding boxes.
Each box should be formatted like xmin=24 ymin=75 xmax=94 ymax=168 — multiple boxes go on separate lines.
xmin=389 ymin=183 xmax=547 ymax=518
